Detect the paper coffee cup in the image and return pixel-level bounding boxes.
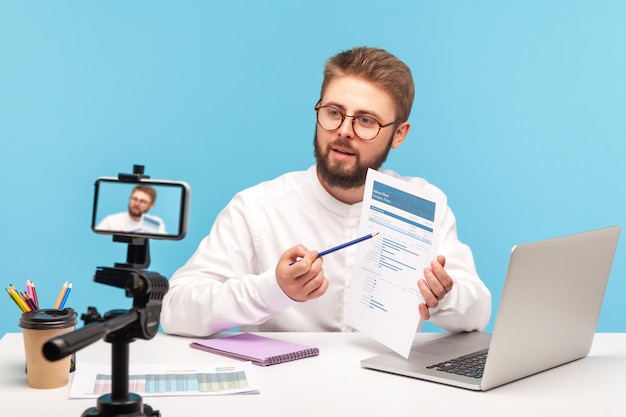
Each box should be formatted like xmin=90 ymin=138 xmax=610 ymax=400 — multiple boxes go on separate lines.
xmin=19 ymin=308 xmax=78 ymax=389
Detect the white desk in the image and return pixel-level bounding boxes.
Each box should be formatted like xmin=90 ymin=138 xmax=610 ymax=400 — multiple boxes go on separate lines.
xmin=1 ymin=332 xmax=625 ymax=416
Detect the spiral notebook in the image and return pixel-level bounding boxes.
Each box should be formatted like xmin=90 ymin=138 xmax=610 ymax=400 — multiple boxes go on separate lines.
xmin=190 ymin=333 xmax=319 ymax=366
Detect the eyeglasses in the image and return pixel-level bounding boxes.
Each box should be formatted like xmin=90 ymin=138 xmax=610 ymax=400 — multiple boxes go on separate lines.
xmin=314 ymin=103 xmax=398 ymax=141
xmin=130 ymin=196 xmax=151 ymax=205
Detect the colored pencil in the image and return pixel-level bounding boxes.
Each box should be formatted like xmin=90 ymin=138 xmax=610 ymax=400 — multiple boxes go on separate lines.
xmin=26 ymin=279 xmax=39 ymax=309
xmin=290 ymin=232 xmax=380 ymax=265
xmin=53 ymin=281 xmax=69 ymax=309
xmin=7 ymin=286 xmax=30 ymax=312
xmin=58 ymin=282 xmax=72 ymax=309
xmin=318 ymin=232 xmax=380 ymax=257
xmin=6 ymin=287 xmax=26 ymax=312
xmin=20 ymin=291 xmax=37 ymax=311
xmin=25 ymin=293 xmax=38 ymax=311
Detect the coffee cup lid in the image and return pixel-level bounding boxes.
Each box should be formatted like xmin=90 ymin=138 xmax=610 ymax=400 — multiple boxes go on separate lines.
xmin=19 ymin=308 xmax=78 ymax=330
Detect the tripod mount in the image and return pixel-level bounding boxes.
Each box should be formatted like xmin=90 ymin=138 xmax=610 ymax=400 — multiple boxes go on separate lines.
xmin=43 ymin=166 xmax=172 ymax=417
xmin=44 ymin=237 xmax=168 ymax=416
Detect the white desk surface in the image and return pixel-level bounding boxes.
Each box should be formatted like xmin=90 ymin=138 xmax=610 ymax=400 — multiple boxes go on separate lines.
xmin=1 ymin=332 xmax=625 ymax=416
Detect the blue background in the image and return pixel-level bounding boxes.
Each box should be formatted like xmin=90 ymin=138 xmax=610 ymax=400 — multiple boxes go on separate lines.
xmin=1 ymin=1 xmax=624 ymax=335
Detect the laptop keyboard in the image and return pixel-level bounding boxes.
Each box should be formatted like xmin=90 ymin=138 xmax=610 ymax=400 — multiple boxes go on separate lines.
xmin=426 ymin=348 xmax=489 ymax=379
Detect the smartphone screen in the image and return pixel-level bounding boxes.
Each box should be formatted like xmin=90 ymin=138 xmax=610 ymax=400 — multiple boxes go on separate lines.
xmin=91 ymin=177 xmax=190 ymax=240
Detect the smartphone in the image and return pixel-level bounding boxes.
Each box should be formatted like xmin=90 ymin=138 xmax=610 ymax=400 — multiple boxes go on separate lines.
xmin=91 ymin=177 xmax=190 ymax=240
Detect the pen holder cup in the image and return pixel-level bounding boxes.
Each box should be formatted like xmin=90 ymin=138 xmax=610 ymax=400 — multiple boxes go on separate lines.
xmin=19 ymin=308 xmax=78 ymax=389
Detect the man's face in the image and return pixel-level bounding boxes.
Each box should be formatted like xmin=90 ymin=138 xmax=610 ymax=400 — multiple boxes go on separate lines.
xmin=128 ymin=190 xmax=154 ymax=218
xmin=314 ymin=76 xmax=403 ymax=190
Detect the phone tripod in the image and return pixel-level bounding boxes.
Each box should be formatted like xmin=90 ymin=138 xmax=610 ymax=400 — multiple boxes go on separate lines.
xmin=43 ymin=237 xmax=168 ymax=417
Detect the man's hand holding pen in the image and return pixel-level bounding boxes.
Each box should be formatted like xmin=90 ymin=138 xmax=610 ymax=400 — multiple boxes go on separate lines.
xmin=276 ymin=245 xmax=329 ymax=302
xmin=418 ymin=255 xmax=454 ymax=320
xmin=277 ymin=233 xmax=377 ymax=302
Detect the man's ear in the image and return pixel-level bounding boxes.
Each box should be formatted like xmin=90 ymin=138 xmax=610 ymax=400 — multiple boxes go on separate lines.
xmin=391 ymin=121 xmax=410 ymax=149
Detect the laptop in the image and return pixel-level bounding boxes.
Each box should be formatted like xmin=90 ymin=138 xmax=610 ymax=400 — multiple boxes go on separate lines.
xmin=360 ymin=225 xmax=621 ymax=391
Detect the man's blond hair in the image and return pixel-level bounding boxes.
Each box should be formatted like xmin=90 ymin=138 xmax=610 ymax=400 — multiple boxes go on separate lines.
xmin=320 ymin=46 xmax=414 ymax=123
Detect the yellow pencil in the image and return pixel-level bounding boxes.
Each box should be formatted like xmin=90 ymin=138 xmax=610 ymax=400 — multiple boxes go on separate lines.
xmin=53 ymin=281 xmax=69 ymax=309
xmin=6 ymin=288 xmax=25 ymax=312
xmin=7 ymin=287 xmax=30 ymax=312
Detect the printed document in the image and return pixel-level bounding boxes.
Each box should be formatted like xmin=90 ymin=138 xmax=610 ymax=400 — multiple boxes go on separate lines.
xmin=344 ymin=169 xmax=445 ymax=357
xmin=69 ymin=361 xmax=260 ymax=398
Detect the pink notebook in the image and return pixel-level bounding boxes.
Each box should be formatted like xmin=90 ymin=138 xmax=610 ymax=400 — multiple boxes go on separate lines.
xmin=190 ymin=333 xmax=319 ymax=366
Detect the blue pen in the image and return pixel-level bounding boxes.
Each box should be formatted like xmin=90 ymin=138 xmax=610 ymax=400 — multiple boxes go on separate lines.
xmin=290 ymin=232 xmax=379 ymax=265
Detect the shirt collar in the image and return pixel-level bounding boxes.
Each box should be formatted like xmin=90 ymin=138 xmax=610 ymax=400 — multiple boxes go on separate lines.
xmin=307 ymin=165 xmax=362 ymax=218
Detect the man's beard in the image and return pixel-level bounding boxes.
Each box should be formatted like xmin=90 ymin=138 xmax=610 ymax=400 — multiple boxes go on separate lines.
xmin=314 ymin=133 xmax=393 ymax=189
xmin=128 ymin=206 xmax=144 ymax=219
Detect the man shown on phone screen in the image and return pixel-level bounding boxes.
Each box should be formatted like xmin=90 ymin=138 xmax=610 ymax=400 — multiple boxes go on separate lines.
xmin=97 ymin=185 xmax=166 ymax=234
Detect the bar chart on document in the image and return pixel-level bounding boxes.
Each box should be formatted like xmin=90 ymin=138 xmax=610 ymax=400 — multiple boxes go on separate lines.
xmin=69 ymin=362 xmax=260 ymax=398
xmin=345 ymin=169 xmax=445 ymax=357
xmin=92 ymin=370 xmax=249 ymax=394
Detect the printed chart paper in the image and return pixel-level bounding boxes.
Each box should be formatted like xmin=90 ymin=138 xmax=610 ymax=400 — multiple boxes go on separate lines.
xmin=69 ymin=361 xmax=260 ymax=398
xmin=344 ymin=169 xmax=445 ymax=357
